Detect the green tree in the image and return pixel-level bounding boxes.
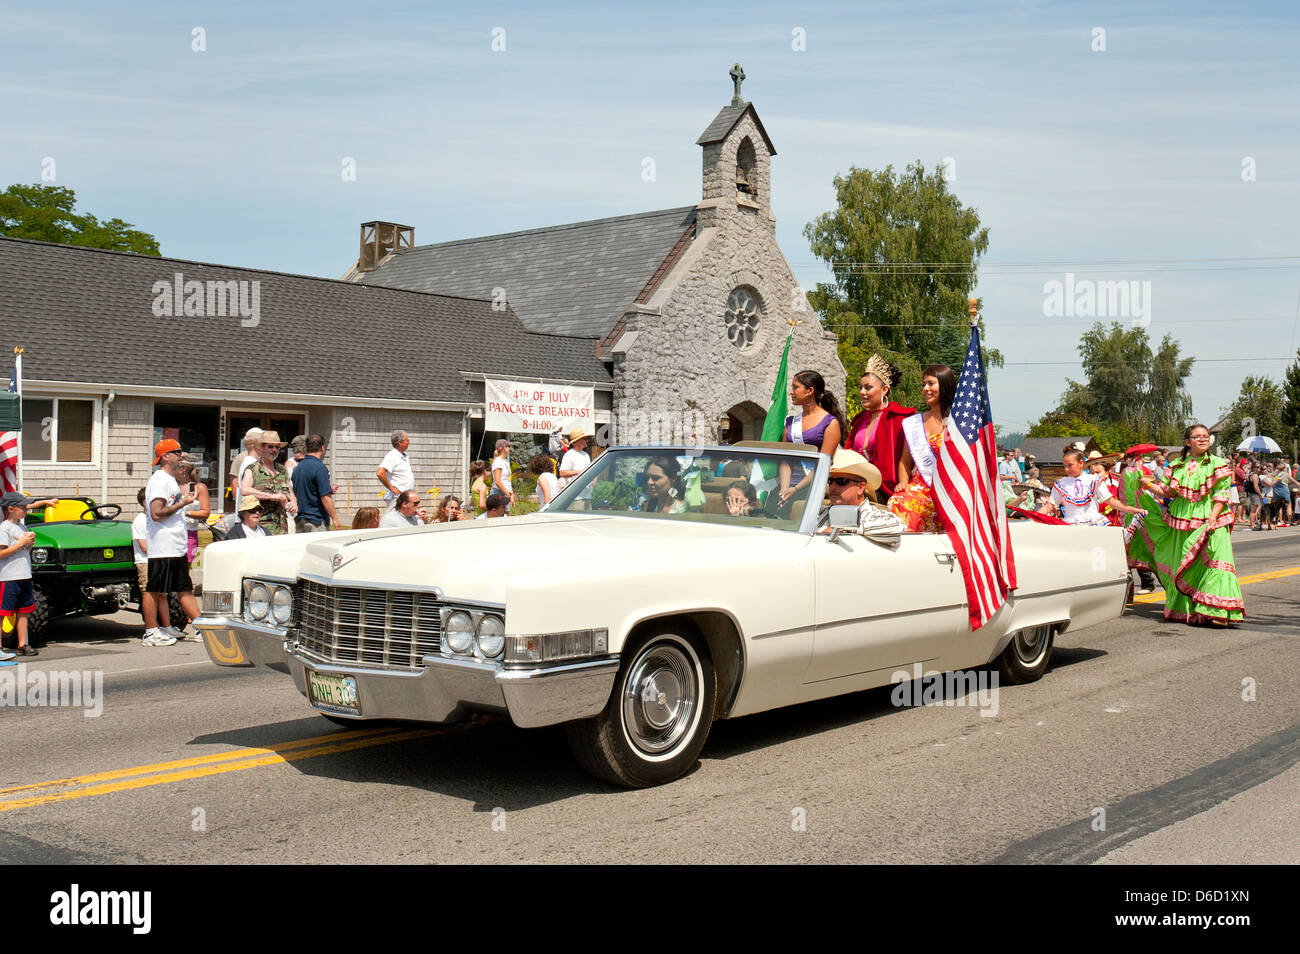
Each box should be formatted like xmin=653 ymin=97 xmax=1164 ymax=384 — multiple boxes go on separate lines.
xmin=1281 ymin=348 xmax=1300 ymax=456
xmin=0 ymin=183 xmax=160 ymax=255
xmin=1033 ymin=322 xmax=1194 ymax=445
xmin=1216 ymin=375 xmax=1285 ymax=456
xmin=803 ymin=161 xmax=997 ymax=414
xmin=1026 ymin=412 xmax=1141 ymax=456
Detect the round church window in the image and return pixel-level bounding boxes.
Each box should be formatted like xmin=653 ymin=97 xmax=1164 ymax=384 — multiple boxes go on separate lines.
xmin=724 ymin=288 xmax=761 ymax=349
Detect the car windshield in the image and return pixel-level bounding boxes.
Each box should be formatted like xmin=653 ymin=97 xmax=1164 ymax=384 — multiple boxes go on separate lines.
xmin=545 ymin=445 xmax=824 ymax=531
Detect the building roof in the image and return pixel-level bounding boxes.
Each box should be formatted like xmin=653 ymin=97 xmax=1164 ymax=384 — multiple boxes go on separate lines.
xmin=355 ymin=206 xmax=698 ymax=339
xmin=695 ymin=103 xmax=776 ymax=156
xmin=1017 ymin=436 xmax=1099 ymax=463
xmin=0 ymin=237 xmax=609 ymax=403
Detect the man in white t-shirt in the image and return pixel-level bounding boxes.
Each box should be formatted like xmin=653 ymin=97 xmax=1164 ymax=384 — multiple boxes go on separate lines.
xmin=558 ymin=427 xmax=593 ymax=504
xmin=376 ymin=430 xmax=414 ymax=506
xmin=491 ymin=439 xmax=514 ymax=509
xmin=143 ymin=439 xmax=199 ymax=646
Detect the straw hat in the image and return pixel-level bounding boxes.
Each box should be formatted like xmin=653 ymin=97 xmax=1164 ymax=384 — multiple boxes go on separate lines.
xmin=567 ymin=427 xmax=591 ymax=444
xmin=828 ymin=448 xmax=882 ymax=492
xmin=259 ymin=430 xmax=286 ymax=446
xmin=238 ymin=495 xmax=262 ymax=513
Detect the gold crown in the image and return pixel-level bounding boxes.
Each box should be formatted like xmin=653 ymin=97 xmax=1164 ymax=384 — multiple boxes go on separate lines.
xmin=863 ymin=354 xmax=894 ymax=387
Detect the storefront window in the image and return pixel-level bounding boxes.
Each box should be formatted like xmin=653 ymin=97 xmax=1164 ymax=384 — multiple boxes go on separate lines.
xmin=21 ymin=397 xmax=95 ymax=463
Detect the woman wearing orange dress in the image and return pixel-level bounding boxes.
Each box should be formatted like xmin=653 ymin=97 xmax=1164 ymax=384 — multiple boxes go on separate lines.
xmin=888 ymin=365 xmax=956 ymax=533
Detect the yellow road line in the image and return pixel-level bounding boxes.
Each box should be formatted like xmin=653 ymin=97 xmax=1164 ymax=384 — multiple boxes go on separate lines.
xmin=0 ymin=728 xmax=397 ymax=797
xmin=1131 ymin=564 xmax=1300 ymax=604
xmin=0 ymin=727 xmax=440 ymax=813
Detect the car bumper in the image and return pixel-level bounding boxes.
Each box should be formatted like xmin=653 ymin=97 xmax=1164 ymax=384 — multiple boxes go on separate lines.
xmin=193 ymin=616 xmax=620 ymax=729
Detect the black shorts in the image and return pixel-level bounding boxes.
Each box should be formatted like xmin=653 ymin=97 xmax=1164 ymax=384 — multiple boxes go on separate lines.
xmin=147 ymin=556 xmax=193 ymax=594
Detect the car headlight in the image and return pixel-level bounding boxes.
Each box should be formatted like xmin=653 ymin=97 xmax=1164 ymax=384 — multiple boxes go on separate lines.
xmin=445 ymin=611 xmax=474 ymax=654
xmin=271 ymin=585 xmax=293 ymax=624
xmin=246 ymin=583 xmax=270 ymax=621
xmin=475 ymin=614 xmax=505 ymax=658
xmin=31 ymin=548 xmax=50 ymax=564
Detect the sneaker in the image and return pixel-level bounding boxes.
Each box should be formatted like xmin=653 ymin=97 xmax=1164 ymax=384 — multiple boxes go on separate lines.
xmin=161 ymin=625 xmax=187 ymax=641
xmin=184 ymin=630 xmax=203 ymax=642
xmin=1136 ymin=587 xmax=1154 ymax=595
xmin=142 ymin=629 xmax=177 ymax=647
xmin=0 ymin=650 xmax=15 ymax=662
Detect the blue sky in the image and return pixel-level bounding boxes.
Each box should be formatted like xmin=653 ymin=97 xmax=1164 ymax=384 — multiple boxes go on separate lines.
xmin=3 ymin=0 xmax=1297 ymax=434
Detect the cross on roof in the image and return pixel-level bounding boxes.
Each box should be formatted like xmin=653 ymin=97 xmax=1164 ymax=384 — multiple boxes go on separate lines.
xmin=729 ymin=63 xmax=746 ymax=107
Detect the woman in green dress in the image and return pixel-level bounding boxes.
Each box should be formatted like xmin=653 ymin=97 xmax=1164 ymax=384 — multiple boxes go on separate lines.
xmin=1135 ymin=424 xmax=1245 ymax=626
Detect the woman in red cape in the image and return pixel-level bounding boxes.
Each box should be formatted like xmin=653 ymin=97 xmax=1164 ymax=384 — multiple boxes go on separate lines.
xmin=844 ymin=355 xmax=915 ymax=498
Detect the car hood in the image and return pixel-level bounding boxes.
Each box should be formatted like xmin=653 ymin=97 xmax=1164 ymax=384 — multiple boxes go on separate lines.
xmin=229 ymin=513 xmax=804 ymax=605
xmin=32 ymin=519 xmax=133 ymax=549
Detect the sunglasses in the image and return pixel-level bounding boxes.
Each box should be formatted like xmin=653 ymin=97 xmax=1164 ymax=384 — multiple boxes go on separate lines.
xmin=828 ymin=477 xmax=862 ymax=487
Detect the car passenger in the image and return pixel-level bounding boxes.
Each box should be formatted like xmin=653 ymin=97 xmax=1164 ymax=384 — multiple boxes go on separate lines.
xmin=724 ymin=479 xmax=761 ymax=517
xmin=639 ymin=457 xmax=687 ymax=514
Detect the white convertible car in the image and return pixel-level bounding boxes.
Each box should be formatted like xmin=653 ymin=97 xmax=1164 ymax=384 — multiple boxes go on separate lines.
xmin=196 ymin=443 xmax=1128 ymax=787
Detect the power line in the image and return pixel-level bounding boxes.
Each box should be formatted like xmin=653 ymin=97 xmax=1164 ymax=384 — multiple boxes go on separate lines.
xmin=794 ymin=254 xmax=1300 ymax=266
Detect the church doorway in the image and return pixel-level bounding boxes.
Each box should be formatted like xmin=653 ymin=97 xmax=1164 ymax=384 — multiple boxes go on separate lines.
xmin=720 ymin=400 xmax=766 ymax=444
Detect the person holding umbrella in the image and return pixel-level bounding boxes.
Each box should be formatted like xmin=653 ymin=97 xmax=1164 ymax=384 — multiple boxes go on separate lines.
xmin=1136 ymin=424 xmax=1244 ymax=627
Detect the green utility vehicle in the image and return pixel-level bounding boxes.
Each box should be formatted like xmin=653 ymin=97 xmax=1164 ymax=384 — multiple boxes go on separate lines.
xmin=4 ymin=497 xmax=139 ymax=644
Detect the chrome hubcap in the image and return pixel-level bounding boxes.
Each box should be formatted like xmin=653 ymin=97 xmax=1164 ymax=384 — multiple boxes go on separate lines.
xmin=1014 ymin=625 xmax=1049 ymax=664
xmin=623 ymin=640 xmax=698 ymax=756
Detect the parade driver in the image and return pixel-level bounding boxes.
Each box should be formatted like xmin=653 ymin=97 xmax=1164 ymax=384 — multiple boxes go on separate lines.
xmin=817 ymin=448 xmax=905 ymax=539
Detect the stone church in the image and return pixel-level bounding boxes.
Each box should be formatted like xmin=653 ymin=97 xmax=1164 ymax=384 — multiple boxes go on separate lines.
xmin=348 ymin=68 xmax=844 ymax=446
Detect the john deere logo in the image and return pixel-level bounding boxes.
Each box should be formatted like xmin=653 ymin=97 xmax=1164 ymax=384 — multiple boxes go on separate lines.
xmin=103 ymin=549 xmax=115 ymax=559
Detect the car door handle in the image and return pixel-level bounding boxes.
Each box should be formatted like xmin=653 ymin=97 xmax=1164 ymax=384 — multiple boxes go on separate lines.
xmin=934 ymin=552 xmax=957 ymax=570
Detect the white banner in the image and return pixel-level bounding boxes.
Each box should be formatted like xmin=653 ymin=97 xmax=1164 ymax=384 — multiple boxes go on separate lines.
xmin=484 ymin=379 xmax=594 ymax=433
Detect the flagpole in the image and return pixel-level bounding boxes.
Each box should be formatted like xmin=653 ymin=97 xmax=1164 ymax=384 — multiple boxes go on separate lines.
xmin=13 ymin=346 xmax=22 ymax=493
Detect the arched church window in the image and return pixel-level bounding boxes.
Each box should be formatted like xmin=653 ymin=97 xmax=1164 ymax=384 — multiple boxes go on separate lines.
xmin=736 ymin=138 xmax=757 ymax=196
xmin=724 ymin=287 xmax=761 ymax=349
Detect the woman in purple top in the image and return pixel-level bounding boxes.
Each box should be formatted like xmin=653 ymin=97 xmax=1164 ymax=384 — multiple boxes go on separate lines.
xmin=776 ymin=370 xmax=845 ymax=515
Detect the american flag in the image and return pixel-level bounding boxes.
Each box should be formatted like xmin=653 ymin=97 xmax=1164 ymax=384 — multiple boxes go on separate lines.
xmin=933 ymin=326 xmax=1017 ymax=629
xmin=0 ymin=362 xmax=18 ymax=494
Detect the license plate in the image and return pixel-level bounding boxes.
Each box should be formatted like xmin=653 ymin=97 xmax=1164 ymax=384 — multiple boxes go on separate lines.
xmin=307 ymin=670 xmax=361 ymax=716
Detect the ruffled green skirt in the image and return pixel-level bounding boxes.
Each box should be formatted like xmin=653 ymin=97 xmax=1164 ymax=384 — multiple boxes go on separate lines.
xmin=1121 ymin=472 xmax=1245 ymax=625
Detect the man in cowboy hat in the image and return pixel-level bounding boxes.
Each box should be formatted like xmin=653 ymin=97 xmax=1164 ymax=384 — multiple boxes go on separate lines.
xmin=558 ymin=427 xmax=594 ymax=508
xmin=817 ymin=448 xmax=905 ymax=538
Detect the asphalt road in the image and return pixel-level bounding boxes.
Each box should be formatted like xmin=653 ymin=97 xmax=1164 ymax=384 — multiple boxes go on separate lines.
xmin=2 ymin=529 xmax=1296 ymax=865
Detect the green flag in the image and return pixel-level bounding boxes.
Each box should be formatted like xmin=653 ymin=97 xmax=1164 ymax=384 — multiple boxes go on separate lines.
xmin=760 ymin=333 xmax=792 ymax=442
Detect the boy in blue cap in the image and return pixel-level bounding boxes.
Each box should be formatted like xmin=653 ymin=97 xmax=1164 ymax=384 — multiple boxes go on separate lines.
xmin=0 ymin=491 xmax=60 ymax=660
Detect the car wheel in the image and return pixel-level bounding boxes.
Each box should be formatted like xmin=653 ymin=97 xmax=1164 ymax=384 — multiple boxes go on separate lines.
xmin=997 ymin=623 xmax=1055 ymax=684
xmin=565 ymin=626 xmax=716 ymax=788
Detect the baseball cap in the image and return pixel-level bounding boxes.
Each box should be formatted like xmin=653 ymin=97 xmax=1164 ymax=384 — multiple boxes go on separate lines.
xmin=0 ymin=491 xmax=32 ymax=511
xmin=154 ymin=438 xmax=182 ymax=464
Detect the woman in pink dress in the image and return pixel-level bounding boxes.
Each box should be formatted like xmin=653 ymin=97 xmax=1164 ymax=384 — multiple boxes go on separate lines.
xmin=844 ymin=355 xmax=915 ymax=498
xmin=888 ymin=365 xmax=955 ymax=533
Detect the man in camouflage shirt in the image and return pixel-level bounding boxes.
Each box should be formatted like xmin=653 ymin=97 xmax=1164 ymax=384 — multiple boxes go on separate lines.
xmin=241 ymin=430 xmax=298 ymax=535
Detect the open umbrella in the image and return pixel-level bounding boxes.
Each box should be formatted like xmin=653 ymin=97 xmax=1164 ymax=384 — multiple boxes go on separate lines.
xmin=1125 ymin=443 xmax=1160 ymax=456
xmin=1236 ymin=435 xmax=1282 ymax=453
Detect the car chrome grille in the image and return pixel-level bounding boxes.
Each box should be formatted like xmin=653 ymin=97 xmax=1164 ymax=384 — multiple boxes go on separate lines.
xmin=293 ymin=579 xmax=441 ymax=668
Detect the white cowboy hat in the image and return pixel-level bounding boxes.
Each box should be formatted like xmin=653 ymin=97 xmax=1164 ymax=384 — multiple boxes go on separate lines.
xmin=828 ymin=448 xmax=882 ymax=492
